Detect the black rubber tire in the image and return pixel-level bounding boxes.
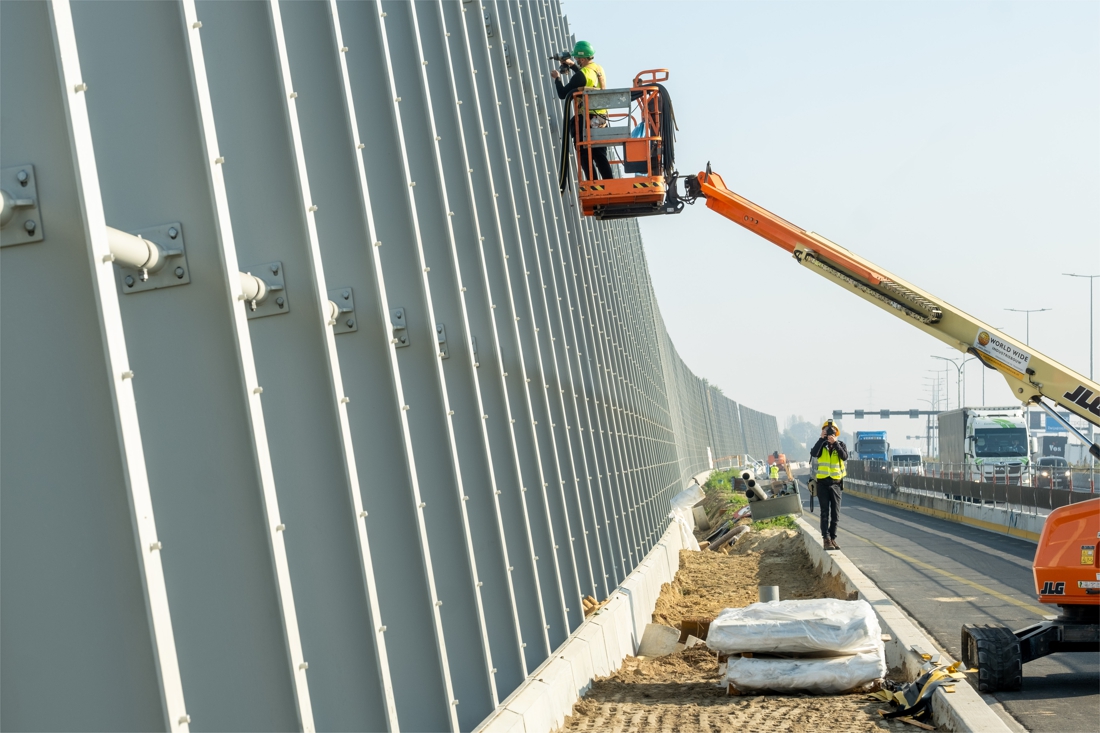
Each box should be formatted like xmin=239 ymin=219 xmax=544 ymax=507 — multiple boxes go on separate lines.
xmin=962 ymin=623 xmax=1022 ymax=692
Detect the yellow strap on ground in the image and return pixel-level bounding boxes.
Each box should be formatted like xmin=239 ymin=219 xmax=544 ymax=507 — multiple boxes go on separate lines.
xmin=840 ymin=528 xmax=1048 ymax=616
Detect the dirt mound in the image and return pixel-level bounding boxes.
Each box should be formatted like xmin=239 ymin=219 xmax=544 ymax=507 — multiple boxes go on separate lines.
xmin=653 ymin=529 xmax=852 ymax=628
xmin=560 ymin=527 xmax=892 ymax=732
xmin=730 ymin=527 xmax=799 ymax=555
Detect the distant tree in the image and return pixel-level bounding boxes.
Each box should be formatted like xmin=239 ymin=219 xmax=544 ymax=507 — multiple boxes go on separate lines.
xmin=781 ymin=415 xmax=821 ymax=458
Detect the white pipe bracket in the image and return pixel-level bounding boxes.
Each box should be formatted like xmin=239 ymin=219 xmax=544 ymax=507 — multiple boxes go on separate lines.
xmin=1 ymin=164 xmax=43 ymax=247
xmin=326 ymin=287 xmax=357 ymax=334
xmin=111 ymin=222 xmax=190 ymax=294
xmin=240 ymin=261 xmax=289 ymax=320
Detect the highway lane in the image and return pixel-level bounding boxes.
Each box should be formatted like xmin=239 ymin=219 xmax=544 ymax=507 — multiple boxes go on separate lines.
xmin=798 ymin=487 xmax=1098 ymax=733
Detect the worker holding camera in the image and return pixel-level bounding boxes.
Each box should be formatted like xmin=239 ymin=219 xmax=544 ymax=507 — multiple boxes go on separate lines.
xmin=811 ymin=420 xmax=848 ymax=551
xmin=550 ymin=41 xmax=613 ymax=180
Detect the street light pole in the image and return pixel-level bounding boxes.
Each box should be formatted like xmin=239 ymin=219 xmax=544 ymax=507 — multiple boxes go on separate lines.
xmin=1004 ymin=307 xmax=1052 ymax=346
xmin=931 ymin=355 xmax=976 ymax=411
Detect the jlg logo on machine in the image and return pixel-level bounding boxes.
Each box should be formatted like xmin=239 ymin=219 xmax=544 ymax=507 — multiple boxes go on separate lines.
xmin=1040 ymin=581 xmax=1065 ymax=596
xmin=1063 ymin=385 xmax=1100 ymax=418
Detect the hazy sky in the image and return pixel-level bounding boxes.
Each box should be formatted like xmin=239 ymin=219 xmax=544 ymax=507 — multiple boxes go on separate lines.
xmin=562 ymin=0 xmax=1099 ymax=451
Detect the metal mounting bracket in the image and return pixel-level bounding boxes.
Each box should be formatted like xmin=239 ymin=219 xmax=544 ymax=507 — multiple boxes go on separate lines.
xmin=328 ymin=287 xmax=357 ymax=334
xmin=436 ymin=323 xmax=449 ymax=359
xmin=118 ymin=222 xmax=190 ymax=294
xmin=242 ymin=261 xmax=289 ymax=319
xmin=391 ymin=307 xmax=409 ymax=347
xmin=1 ymin=164 xmax=43 ymax=247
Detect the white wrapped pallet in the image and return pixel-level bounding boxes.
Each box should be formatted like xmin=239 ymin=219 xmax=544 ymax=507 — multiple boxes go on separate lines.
xmin=707 ymin=598 xmax=883 ymax=656
xmin=668 ymin=484 xmax=705 ymax=551
xmin=724 ymin=651 xmax=887 ymax=695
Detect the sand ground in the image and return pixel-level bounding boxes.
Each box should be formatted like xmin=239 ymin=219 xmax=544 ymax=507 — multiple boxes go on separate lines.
xmin=558 ymin=527 xmax=908 ymax=732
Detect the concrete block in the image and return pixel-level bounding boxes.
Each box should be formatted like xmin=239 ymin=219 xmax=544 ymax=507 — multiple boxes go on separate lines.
xmin=606 ymin=594 xmax=636 ymax=657
xmin=558 ymin=636 xmax=595 ymax=697
xmin=534 ymin=657 xmax=576 ymax=730
xmin=503 ymin=680 xmax=554 ymax=733
xmin=588 ymin=612 xmax=622 ymax=665
xmin=576 ymin=621 xmax=611 ymax=677
xmin=474 ymin=708 xmax=525 ymax=733
xmin=636 ymin=623 xmax=680 ymax=657
xmin=473 ymin=523 xmax=682 ymax=732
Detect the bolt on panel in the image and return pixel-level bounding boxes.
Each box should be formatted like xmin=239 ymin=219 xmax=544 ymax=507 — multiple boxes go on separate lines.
xmin=0 ymin=2 xmax=784 ymax=729
xmin=491 ymin=0 xmax=589 ymax=634
xmin=0 ymin=3 xmax=172 ymax=729
xmin=507 ymin=0 xmax=604 ymax=611
xmin=442 ymin=0 xmax=558 ymax=680
xmin=481 ymin=1 xmax=578 ymax=650
xmin=459 ymin=0 xmax=566 ymax=662
xmin=420 ymin=0 xmax=536 ymax=701
xmin=68 ymin=1 xmax=304 ymax=727
xmin=193 ymin=2 xmax=392 ymax=729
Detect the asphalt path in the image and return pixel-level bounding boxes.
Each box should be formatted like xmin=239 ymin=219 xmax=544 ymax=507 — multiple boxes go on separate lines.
xmin=797 ymin=484 xmax=1099 ymax=733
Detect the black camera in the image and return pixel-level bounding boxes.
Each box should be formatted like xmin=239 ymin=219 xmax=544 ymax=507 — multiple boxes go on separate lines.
xmin=549 ymin=50 xmax=572 ymax=72
xmin=824 ymin=426 xmax=838 ymax=437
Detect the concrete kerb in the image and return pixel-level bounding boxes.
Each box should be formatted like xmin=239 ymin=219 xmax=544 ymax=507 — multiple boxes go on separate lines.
xmin=473 ymin=521 xmax=685 ymax=733
xmin=793 ymin=515 xmax=1011 ymax=733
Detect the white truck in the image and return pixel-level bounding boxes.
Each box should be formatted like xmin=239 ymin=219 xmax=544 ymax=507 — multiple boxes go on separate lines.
xmin=938 ymin=407 xmax=1032 ymax=484
xmin=889 ymin=447 xmax=924 ymax=476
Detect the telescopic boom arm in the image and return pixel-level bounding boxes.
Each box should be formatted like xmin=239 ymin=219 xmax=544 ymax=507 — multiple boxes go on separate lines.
xmin=685 ymin=168 xmax=1100 ymax=457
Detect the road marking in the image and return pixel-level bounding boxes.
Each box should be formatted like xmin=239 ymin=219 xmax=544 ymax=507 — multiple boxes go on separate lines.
xmin=847 ymin=503 xmax=1033 ymax=569
xmin=840 ymin=528 xmax=1048 ymax=617
xmin=842 ymin=485 xmax=1042 ymax=542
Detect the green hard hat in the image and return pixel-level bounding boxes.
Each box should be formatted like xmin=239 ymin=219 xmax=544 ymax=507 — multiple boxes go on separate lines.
xmin=572 ymin=40 xmax=594 ymax=58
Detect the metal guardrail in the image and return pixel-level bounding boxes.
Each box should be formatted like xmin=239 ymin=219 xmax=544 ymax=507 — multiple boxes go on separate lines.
xmin=846 ymin=460 xmax=1095 ymax=513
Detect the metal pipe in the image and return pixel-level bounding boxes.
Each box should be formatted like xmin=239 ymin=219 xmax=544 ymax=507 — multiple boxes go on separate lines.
xmin=238 ymin=271 xmax=267 ymax=305
xmin=106 ymin=226 xmax=164 ymax=273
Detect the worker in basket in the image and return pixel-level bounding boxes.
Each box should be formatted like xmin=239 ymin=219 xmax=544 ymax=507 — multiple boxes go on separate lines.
xmin=811 ymin=420 xmax=848 ymax=551
xmin=551 ymin=40 xmax=613 ymax=180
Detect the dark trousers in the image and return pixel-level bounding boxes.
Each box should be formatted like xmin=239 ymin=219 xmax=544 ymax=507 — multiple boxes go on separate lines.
xmin=580 ymin=145 xmax=613 ymax=180
xmin=818 ymin=477 xmax=842 ymax=540
xmin=568 ymin=122 xmax=614 ymax=180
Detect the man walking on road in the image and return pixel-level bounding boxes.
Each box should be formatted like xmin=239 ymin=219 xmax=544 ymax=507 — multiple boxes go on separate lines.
xmin=811 ymin=420 xmax=848 ymax=551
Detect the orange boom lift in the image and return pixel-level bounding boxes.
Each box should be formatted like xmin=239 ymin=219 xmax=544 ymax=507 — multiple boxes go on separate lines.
xmin=566 ymin=70 xmax=1100 ymax=690
xmin=561 ymin=70 xmax=685 ymax=219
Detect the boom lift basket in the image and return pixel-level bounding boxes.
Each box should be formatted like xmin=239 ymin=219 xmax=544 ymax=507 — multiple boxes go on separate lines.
xmin=567 ymin=69 xmax=683 ymax=220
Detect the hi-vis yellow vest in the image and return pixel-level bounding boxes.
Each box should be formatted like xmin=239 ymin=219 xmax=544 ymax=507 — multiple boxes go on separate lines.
xmin=769 ymin=464 xmax=779 ymax=479
xmin=816 ymin=446 xmax=846 ymax=480
xmin=581 ymin=62 xmax=607 ymax=116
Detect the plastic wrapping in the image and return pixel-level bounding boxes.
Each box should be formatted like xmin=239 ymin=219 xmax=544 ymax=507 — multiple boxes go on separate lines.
xmin=707 ymin=598 xmax=882 ymax=655
xmin=668 ymin=484 xmax=704 ymax=551
xmin=724 ymin=651 xmax=886 ymax=695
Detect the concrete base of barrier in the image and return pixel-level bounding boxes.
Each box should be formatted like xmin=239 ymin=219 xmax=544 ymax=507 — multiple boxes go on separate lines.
xmin=845 ymin=479 xmax=1046 ymax=542
xmin=793 ymin=516 xmax=1010 ymax=733
xmin=473 ymin=521 xmax=684 ymax=733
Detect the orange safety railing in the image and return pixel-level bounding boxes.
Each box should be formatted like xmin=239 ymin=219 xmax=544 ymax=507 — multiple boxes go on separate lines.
xmin=570 ymin=69 xmax=672 ymax=217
